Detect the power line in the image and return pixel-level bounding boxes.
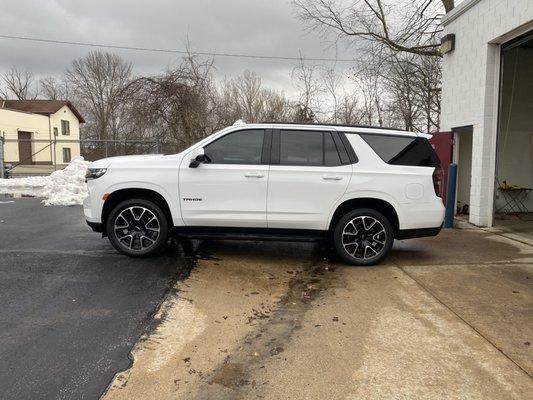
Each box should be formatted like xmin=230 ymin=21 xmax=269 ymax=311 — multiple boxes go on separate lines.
xmin=0 ymin=34 xmax=355 ymax=63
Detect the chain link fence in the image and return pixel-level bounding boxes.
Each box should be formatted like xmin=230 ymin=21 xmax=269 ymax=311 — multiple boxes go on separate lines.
xmin=0 ymin=136 xmax=163 ymax=178
xmin=79 ymin=138 xmax=162 ymax=161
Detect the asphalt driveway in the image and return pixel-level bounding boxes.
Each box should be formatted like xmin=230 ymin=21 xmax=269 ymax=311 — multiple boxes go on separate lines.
xmin=0 ymin=198 xmax=193 ymax=399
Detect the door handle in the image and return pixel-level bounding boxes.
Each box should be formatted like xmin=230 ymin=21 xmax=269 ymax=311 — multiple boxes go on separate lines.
xmin=244 ymin=172 xmax=264 ymax=178
xmin=322 ymin=174 xmax=342 ymax=181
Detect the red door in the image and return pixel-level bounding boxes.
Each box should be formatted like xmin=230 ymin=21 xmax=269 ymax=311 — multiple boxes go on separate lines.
xmin=429 ymin=132 xmax=453 ymax=204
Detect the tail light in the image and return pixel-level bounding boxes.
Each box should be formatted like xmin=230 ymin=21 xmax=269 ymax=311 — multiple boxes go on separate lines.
xmin=433 ymin=167 xmax=444 ymax=197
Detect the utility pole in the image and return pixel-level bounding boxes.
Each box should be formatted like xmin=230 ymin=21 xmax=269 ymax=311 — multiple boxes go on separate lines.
xmin=0 ymin=135 xmax=5 ymax=179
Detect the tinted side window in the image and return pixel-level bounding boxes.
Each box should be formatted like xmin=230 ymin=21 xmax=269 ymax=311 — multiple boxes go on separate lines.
xmin=324 ymin=132 xmax=341 ymax=166
xmin=280 ymin=130 xmax=323 ymax=166
xmin=205 ymin=129 xmax=264 ymax=165
xmin=359 ymin=134 xmax=439 ymax=167
xmin=332 ymin=132 xmax=351 ymax=164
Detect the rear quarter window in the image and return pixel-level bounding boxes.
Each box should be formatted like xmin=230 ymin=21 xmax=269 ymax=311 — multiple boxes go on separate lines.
xmin=358 ymin=134 xmax=440 ymax=167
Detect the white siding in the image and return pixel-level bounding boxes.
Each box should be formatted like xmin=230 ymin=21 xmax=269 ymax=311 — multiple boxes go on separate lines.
xmin=0 ymin=108 xmax=52 ymax=164
xmin=0 ymin=105 xmax=81 ymax=165
xmin=50 ymin=105 xmax=81 ymax=163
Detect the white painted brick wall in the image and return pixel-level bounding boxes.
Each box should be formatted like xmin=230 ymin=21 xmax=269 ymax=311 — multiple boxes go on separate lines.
xmin=441 ymin=0 xmax=533 ymax=226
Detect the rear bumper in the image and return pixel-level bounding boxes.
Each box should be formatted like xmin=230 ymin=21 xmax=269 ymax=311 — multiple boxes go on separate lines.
xmin=398 ymin=199 xmax=445 ymax=231
xmin=86 ymin=220 xmax=103 ymax=233
xmin=396 ymin=225 xmax=442 ymax=240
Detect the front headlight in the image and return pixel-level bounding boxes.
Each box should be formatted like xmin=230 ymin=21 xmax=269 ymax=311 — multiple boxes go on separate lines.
xmin=85 ymin=168 xmax=107 ymax=181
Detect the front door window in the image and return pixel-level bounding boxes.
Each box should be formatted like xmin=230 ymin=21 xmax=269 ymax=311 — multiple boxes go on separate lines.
xmin=204 ymin=129 xmax=264 ymax=165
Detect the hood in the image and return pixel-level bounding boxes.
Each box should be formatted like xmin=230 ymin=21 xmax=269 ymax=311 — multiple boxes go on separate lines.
xmin=89 ymin=154 xmax=166 ymax=168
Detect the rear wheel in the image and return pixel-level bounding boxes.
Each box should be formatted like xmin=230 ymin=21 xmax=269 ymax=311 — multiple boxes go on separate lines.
xmin=333 ymin=208 xmax=394 ymax=266
xmin=106 ymin=199 xmax=169 ymax=257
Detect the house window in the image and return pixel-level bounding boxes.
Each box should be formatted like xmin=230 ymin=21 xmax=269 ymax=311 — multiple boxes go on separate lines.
xmin=53 ymin=127 xmax=58 ymax=136
xmin=61 ymin=120 xmax=70 ymax=136
xmin=62 ymin=147 xmax=71 ymax=163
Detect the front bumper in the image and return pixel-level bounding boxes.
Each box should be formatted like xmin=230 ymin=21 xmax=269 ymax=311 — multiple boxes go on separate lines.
xmin=83 ymin=187 xmax=102 ymax=224
xmin=86 ymin=220 xmax=103 ymax=233
xmin=84 ymin=186 xmax=104 ymax=234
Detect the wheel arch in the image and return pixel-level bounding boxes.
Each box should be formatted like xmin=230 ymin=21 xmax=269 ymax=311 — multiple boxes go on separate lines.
xmin=101 ymin=188 xmax=173 ymax=236
xmin=328 ymin=197 xmax=400 ymax=238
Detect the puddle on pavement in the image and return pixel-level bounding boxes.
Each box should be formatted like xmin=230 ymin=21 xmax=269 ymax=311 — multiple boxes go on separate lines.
xmin=205 ymin=246 xmax=338 ymax=391
xmin=211 ymin=362 xmax=247 ymax=388
xmin=176 ymin=238 xmax=220 ymax=262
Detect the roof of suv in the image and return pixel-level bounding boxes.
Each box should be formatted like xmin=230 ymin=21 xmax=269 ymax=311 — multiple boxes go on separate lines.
xmin=233 ymin=122 xmax=424 ymax=138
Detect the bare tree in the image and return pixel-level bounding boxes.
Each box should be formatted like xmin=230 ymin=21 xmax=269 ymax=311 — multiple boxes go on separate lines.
xmin=374 ymin=52 xmax=441 ymax=131
xmin=40 ymin=76 xmax=70 ymax=100
xmin=336 ymin=93 xmax=363 ymax=125
xmin=66 ymin=51 xmax=134 ymax=142
xmin=413 ymin=55 xmax=441 ymax=131
xmin=236 ymin=70 xmax=264 ymax=122
xmin=261 ymin=89 xmax=293 ymax=122
xmin=386 ymin=60 xmax=422 ymax=131
xmin=0 ymin=67 xmax=39 ymax=99
xmin=351 ymin=68 xmax=384 ymax=126
xmin=129 ymin=54 xmax=218 ymax=152
xmin=291 ymin=57 xmax=323 ymax=122
xmin=293 ymin=0 xmax=454 ymax=57
xmin=218 ymin=70 xmax=292 ymax=124
xmin=216 ymin=79 xmax=243 ymax=125
xmin=228 ymin=70 xmax=264 ymax=123
xmin=322 ymin=66 xmax=343 ymax=123
xmin=63 ymin=50 xmax=294 ymax=154
xmin=292 ymin=103 xmax=316 ymax=123
xmin=292 ymin=0 xmax=450 ymax=131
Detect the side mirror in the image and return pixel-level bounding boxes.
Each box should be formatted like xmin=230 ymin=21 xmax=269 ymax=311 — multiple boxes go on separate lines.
xmin=189 ymin=153 xmax=211 ymax=168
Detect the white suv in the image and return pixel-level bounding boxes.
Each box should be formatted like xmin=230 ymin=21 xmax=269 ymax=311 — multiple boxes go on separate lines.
xmin=84 ymin=123 xmax=445 ymax=265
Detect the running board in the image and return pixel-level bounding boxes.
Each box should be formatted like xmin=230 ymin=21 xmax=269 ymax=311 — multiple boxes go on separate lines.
xmin=172 ymin=227 xmax=327 ymax=242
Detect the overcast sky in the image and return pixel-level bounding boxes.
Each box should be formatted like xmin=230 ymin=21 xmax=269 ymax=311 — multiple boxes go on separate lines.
xmin=0 ymin=0 xmax=356 ymax=96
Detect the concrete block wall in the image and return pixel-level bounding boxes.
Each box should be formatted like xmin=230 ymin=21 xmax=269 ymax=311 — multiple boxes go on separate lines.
xmin=440 ymin=0 xmax=533 ymax=226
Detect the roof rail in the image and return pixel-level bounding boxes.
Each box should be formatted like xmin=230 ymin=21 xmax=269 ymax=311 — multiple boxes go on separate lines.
xmin=261 ymin=121 xmax=405 ymax=132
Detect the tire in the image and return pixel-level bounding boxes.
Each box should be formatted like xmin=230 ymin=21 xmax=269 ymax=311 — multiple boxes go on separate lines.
xmin=106 ymin=198 xmax=169 ymax=257
xmin=333 ymin=208 xmax=394 ymax=266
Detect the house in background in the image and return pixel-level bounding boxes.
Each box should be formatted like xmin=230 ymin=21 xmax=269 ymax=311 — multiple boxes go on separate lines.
xmin=0 ymin=100 xmax=85 ymax=171
xmin=440 ymin=0 xmax=533 ymax=228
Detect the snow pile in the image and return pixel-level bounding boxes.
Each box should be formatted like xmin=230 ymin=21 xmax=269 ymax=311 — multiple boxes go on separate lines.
xmin=0 ymin=156 xmax=90 ymax=206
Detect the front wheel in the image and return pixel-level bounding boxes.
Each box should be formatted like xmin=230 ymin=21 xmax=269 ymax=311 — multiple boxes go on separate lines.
xmin=333 ymin=208 xmax=394 ymax=266
xmin=106 ymin=199 xmax=169 ymax=257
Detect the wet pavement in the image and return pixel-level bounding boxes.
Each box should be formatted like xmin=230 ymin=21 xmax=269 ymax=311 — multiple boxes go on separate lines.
xmin=104 ymin=229 xmax=533 ymax=400
xmin=0 ymin=198 xmax=193 ymax=399
xmin=1 ymin=198 xmax=532 ymax=399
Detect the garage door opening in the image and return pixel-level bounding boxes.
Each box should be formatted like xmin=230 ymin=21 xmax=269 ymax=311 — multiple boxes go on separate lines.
xmin=494 ymin=32 xmax=533 ymax=242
